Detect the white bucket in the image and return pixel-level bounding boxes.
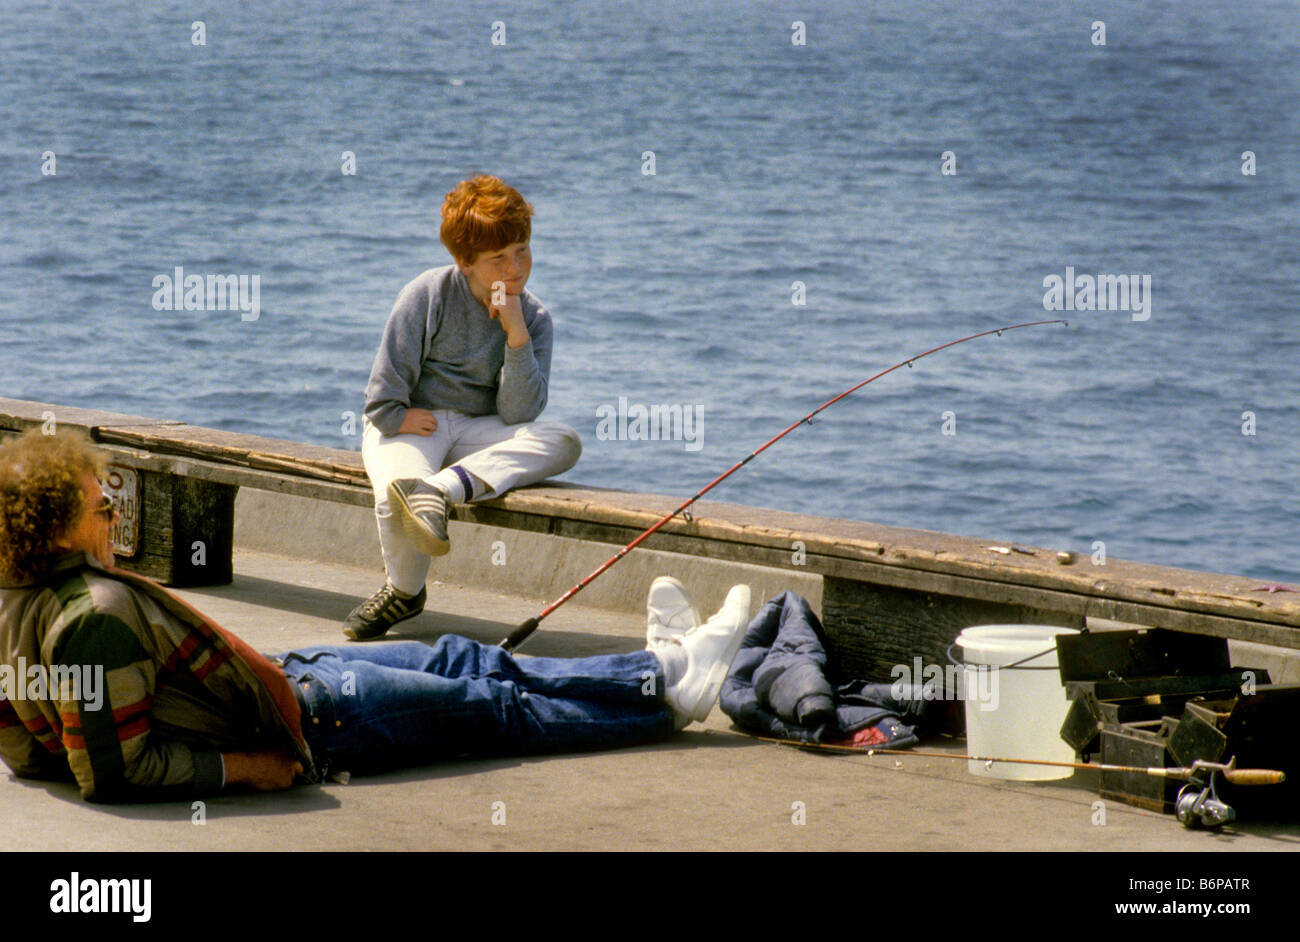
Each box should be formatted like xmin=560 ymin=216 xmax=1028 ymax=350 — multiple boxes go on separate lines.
xmin=955 ymin=624 xmax=1079 ymax=781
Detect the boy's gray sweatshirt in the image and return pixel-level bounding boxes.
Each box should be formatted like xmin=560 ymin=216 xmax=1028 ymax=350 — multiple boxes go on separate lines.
xmin=364 ymin=265 xmax=552 ymax=436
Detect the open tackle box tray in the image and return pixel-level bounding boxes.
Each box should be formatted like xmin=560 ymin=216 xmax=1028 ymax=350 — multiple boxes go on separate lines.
xmin=1054 ymin=628 xmax=1289 ymax=814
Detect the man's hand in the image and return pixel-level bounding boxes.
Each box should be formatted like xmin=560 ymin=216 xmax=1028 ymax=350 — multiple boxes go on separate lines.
xmin=487 ymin=288 xmax=530 ymax=349
xmin=397 ymin=408 xmax=437 ymax=436
xmin=223 ymin=750 xmax=303 ymax=791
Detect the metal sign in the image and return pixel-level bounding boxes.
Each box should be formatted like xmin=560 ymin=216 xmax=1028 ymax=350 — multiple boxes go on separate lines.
xmin=100 ymin=465 xmax=140 ymax=558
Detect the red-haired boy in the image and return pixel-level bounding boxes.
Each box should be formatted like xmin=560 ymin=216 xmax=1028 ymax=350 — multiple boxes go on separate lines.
xmin=346 ymin=175 xmax=581 ymax=640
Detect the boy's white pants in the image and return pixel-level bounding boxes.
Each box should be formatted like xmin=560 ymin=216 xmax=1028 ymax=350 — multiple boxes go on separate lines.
xmin=362 ymin=411 xmax=582 ymax=595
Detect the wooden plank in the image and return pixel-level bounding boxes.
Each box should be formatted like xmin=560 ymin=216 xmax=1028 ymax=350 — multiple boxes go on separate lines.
xmin=477 ymin=485 xmax=1297 ymax=598
xmin=821 ymin=576 xmax=1083 ymax=682
xmin=457 ymin=499 xmax=1300 ymax=630
xmin=112 ymin=470 xmax=236 ymax=587
xmin=0 ymin=398 xmax=366 ymax=485
xmin=130 ymin=469 xmax=175 ymax=582
xmin=97 ymin=426 xmax=367 ymax=485
xmin=4 ymin=397 xmax=1296 ymax=636
xmin=480 ymin=485 xmax=1277 ymax=617
xmin=172 ymin=476 xmax=234 ymax=586
xmin=0 ymin=396 xmax=186 ymax=432
xmin=86 ymin=443 xmax=374 ymax=507
xmin=456 ymin=505 xmax=1300 ymax=648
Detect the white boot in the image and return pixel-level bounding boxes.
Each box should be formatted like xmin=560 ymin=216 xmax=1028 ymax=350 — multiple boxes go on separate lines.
xmin=646 ymin=576 xmax=699 ymax=648
xmin=664 ymin=584 xmax=751 ymax=727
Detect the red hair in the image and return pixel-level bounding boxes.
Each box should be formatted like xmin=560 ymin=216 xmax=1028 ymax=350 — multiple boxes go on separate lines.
xmin=440 ymin=175 xmax=534 ymax=265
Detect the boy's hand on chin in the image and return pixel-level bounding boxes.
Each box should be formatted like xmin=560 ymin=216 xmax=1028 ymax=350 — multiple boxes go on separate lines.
xmin=488 ymin=291 xmax=530 ymax=348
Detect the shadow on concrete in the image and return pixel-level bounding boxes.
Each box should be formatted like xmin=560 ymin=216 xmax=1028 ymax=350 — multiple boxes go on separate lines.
xmin=185 ymin=574 xmax=643 ymax=657
xmin=184 ymin=574 xmax=465 ymax=628
xmin=320 ymin=733 xmax=752 ymax=788
xmin=3 ymin=774 xmax=342 ymax=819
xmin=6 ymin=732 xmax=748 ymax=821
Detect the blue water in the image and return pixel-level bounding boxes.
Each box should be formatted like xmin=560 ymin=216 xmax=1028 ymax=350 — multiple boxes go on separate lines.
xmin=2 ymin=0 xmax=1297 ymax=582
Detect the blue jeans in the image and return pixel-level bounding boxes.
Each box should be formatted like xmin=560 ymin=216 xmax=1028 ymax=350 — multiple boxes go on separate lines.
xmin=271 ymin=636 xmax=674 ymax=775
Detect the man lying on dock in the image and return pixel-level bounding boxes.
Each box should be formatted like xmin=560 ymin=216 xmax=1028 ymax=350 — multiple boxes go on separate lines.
xmin=0 ymin=430 xmax=747 ymax=803
xmin=346 ymin=173 xmax=582 ymax=641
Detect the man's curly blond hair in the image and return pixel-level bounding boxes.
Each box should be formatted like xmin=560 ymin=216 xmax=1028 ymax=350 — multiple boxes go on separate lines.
xmin=0 ymin=428 xmax=105 ymax=584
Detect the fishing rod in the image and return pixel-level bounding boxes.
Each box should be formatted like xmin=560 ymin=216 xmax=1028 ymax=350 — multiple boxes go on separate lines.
xmin=751 ymin=737 xmax=1284 ymax=783
xmin=499 ymin=318 xmax=1069 ymax=653
xmin=751 ymin=736 xmax=1286 ymax=829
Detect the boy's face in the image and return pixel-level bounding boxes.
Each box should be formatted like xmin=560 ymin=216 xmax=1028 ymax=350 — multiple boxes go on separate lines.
xmin=458 ymin=241 xmax=532 ymax=302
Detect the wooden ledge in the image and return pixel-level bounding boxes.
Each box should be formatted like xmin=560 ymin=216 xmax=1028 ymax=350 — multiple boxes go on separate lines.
xmin=3 ymin=397 xmax=1296 ymax=644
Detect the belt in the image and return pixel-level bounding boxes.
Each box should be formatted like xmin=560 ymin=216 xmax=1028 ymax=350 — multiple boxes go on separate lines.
xmin=270 ymin=654 xmax=349 ymax=779
xmin=282 ymin=665 xmax=333 ymax=780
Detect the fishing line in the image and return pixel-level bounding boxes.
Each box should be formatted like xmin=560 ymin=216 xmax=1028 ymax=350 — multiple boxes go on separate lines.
xmin=500 ymin=319 xmax=1069 ymax=652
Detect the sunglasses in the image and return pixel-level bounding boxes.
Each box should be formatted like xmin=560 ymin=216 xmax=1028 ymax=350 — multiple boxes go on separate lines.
xmin=92 ymin=494 xmax=118 ymax=521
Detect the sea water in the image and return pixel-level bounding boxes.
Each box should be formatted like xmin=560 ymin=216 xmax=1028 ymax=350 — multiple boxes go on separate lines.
xmin=1 ymin=0 xmax=1296 ymax=581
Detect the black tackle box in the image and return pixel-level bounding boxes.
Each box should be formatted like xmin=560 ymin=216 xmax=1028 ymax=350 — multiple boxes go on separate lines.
xmin=1054 ymin=628 xmax=1297 ymax=816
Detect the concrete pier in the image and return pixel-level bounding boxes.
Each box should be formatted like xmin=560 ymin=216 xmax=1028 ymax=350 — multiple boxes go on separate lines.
xmin=4 ymin=491 xmax=1297 ymax=852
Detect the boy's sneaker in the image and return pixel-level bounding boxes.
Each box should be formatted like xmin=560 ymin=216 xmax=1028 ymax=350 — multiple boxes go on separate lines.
xmin=388 ymin=478 xmax=451 ymax=557
xmin=343 ymin=583 xmax=427 ymax=641
xmin=664 ymin=584 xmax=751 ymax=727
xmin=646 ymin=575 xmax=700 ymax=647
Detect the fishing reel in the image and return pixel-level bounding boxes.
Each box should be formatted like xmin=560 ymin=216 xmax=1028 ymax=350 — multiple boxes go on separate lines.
xmin=1174 ymin=760 xmax=1236 ymax=829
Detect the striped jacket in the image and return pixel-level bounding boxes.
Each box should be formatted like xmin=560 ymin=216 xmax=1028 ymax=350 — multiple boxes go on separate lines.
xmin=0 ymin=552 xmax=315 ymax=802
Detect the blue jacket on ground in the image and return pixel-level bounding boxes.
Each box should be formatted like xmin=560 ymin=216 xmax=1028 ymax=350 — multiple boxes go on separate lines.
xmin=721 ymin=592 xmax=933 ymax=748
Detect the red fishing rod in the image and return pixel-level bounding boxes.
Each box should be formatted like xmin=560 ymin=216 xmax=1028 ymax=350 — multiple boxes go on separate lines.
xmin=499 ymin=319 xmax=1068 ymax=652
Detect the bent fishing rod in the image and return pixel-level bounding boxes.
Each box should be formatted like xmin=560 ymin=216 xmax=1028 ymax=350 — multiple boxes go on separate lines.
xmin=499 ymin=318 xmax=1068 ymax=653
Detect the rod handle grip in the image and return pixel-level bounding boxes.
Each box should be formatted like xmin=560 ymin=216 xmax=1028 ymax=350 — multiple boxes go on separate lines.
xmin=499 ymin=617 xmax=541 ymax=653
xmin=1223 ymin=769 xmax=1286 ymax=785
